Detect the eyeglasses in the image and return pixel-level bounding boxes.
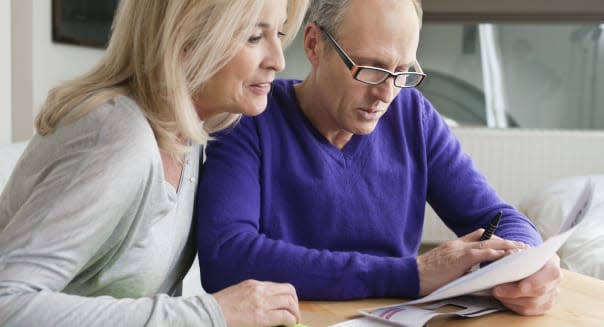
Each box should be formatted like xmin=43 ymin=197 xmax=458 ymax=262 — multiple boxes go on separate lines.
xmin=319 ymin=26 xmax=426 ymax=88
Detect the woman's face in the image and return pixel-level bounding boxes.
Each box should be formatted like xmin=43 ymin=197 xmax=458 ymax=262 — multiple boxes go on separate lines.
xmin=194 ymin=0 xmax=288 ymax=119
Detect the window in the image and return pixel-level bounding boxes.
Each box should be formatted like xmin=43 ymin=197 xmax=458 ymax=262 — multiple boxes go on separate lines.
xmin=418 ymin=0 xmax=604 ymax=129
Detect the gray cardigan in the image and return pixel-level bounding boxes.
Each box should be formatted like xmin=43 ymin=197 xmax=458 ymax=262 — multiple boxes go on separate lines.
xmin=0 ymin=96 xmax=225 ymax=326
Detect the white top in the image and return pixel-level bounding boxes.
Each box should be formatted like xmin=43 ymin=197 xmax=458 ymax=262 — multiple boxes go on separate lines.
xmin=0 ymin=96 xmax=225 ymax=326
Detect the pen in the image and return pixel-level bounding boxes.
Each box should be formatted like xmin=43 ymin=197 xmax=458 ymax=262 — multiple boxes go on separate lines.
xmin=469 ymin=211 xmax=502 ymax=273
xmin=479 ymin=210 xmax=502 ymax=241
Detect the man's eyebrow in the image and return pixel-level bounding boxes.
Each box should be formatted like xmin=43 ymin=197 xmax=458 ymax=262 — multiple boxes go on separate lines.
xmin=353 ymin=56 xmax=391 ymax=69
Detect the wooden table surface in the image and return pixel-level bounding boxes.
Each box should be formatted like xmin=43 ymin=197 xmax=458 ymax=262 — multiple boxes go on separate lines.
xmin=299 ymin=269 xmax=604 ymax=326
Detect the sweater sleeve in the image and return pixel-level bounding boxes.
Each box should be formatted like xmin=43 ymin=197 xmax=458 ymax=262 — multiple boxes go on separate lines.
xmin=420 ymin=96 xmax=542 ymax=246
xmin=196 ymin=119 xmax=420 ymax=300
xmin=0 ymin=106 xmax=225 ymax=326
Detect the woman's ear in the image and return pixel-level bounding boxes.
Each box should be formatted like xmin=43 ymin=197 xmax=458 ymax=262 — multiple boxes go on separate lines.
xmin=302 ymin=23 xmax=323 ymax=67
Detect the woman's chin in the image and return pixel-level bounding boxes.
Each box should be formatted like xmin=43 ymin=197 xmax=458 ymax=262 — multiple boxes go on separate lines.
xmin=242 ymin=102 xmax=268 ymax=117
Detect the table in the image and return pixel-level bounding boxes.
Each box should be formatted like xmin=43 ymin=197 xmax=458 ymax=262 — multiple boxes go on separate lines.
xmin=300 ymin=269 xmax=604 ymax=326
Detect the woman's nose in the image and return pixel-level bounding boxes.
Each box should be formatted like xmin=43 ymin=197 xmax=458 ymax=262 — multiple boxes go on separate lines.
xmin=264 ymin=38 xmax=286 ymax=72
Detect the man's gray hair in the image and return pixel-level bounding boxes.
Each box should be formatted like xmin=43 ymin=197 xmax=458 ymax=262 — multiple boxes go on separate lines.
xmin=303 ymin=0 xmax=350 ymax=37
xmin=304 ymin=0 xmax=423 ymax=38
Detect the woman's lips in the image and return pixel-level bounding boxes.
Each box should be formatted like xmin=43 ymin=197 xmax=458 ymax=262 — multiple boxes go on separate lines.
xmin=248 ymin=82 xmax=272 ymax=95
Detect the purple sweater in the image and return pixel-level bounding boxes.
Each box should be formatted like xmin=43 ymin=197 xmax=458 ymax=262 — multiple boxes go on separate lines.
xmin=196 ymin=79 xmax=541 ymax=300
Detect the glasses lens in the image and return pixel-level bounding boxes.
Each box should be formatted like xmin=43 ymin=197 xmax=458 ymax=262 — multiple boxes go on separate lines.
xmin=395 ymin=74 xmax=424 ymax=87
xmin=355 ymin=68 xmax=389 ymax=84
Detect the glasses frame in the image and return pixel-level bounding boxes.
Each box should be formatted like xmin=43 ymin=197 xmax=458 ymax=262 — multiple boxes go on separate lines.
xmin=318 ymin=26 xmax=426 ymax=88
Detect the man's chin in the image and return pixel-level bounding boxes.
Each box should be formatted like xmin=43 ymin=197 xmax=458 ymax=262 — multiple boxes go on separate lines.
xmin=352 ymin=123 xmax=379 ymax=135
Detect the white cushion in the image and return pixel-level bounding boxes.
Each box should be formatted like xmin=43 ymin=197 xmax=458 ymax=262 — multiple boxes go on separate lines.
xmin=518 ymin=175 xmax=604 ymax=280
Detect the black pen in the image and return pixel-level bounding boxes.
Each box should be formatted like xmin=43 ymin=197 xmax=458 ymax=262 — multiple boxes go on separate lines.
xmin=479 ymin=211 xmax=502 ymax=241
xmin=469 ymin=211 xmax=503 ymax=272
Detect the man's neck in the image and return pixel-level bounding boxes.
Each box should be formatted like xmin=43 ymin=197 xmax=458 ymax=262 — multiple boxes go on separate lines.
xmin=293 ymin=80 xmax=353 ymax=150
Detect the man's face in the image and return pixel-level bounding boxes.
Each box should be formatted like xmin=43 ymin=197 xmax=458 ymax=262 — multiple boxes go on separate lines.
xmin=313 ymin=0 xmax=421 ymax=138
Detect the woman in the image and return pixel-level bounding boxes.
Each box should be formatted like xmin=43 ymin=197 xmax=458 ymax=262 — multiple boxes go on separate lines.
xmin=0 ymin=0 xmax=307 ymax=326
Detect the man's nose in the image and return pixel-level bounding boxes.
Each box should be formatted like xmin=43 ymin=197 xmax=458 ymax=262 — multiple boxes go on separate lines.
xmin=371 ymin=76 xmax=397 ymax=103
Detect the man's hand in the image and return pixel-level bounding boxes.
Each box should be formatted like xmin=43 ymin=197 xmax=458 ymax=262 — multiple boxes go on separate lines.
xmin=417 ymin=229 xmax=527 ymax=296
xmin=493 ymin=255 xmax=562 ymax=316
xmin=213 ymin=279 xmax=301 ymax=327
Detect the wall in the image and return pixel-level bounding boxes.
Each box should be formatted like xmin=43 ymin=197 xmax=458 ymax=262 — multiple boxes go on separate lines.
xmin=279 ymin=32 xmax=310 ymax=80
xmin=8 ymin=2 xmax=306 ymax=143
xmin=1 ymin=1 xmax=11 ymax=144
xmin=8 ymin=1 xmax=307 ymax=143
xmin=11 ymin=0 xmax=104 ymax=142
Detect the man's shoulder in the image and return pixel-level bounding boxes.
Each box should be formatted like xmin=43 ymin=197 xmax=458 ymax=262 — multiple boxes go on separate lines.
xmin=272 ymin=78 xmax=299 ymax=91
xmin=269 ymin=79 xmax=300 ymax=105
xmin=240 ymin=79 xmax=301 ymax=124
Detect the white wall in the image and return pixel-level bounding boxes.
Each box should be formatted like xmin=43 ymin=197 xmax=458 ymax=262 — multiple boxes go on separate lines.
xmin=11 ymin=0 xmax=104 ymax=142
xmin=11 ymin=0 xmax=33 ymax=143
xmin=0 ymin=1 xmax=11 ymax=144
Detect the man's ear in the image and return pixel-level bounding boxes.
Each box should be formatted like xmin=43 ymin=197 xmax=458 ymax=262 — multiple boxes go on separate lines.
xmin=302 ymin=23 xmax=323 ymax=66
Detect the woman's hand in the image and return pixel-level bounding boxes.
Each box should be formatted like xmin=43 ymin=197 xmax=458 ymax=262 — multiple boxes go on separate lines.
xmin=213 ymin=279 xmax=301 ymax=327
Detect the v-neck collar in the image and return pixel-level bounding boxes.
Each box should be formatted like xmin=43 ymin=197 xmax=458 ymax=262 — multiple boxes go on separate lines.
xmin=285 ymin=84 xmax=368 ymax=165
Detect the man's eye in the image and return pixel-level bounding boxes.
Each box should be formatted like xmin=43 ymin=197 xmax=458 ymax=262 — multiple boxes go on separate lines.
xmin=278 ymin=32 xmax=286 ymax=39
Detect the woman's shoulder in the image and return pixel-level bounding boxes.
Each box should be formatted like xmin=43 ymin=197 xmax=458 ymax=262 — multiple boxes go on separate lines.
xmin=88 ymin=96 xmax=155 ymax=146
xmin=30 ymin=96 xmax=161 ymax=173
xmin=55 ymin=96 xmax=157 ymax=151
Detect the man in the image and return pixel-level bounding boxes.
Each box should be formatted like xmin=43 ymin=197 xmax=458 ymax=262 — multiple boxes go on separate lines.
xmin=196 ymin=0 xmax=562 ymax=316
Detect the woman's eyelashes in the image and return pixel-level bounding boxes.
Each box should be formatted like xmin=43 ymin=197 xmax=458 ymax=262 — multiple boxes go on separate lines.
xmin=248 ymin=34 xmax=262 ymax=44
xmin=247 ymin=30 xmax=286 ymax=44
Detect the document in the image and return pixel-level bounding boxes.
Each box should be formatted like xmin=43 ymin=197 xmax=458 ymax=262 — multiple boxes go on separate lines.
xmin=355 ymin=179 xmax=594 ymax=326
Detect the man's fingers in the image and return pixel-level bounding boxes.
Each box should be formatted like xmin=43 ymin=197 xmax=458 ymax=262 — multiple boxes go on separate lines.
xmin=496 ymin=284 xmax=559 ymax=315
xmin=460 ymin=229 xmax=485 ymax=241
xmin=498 ymin=296 xmax=555 ymax=316
xmin=472 ymin=238 xmax=527 ymax=250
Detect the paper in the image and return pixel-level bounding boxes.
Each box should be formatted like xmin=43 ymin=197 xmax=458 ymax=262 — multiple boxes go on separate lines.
xmin=404 ymin=178 xmax=593 ymax=305
xmin=353 ymin=179 xmax=594 ymax=326
xmin=359 ymin=296 xmax=505 ymax=327
xmin=329 ymin=317 xmax=392 ymax=327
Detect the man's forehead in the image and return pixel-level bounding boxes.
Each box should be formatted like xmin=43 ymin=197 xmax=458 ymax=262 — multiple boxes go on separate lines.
xmin=335 ymin=0 xmax=420 ymax=66
xmin=338 ymin=0 xmax=419 ymax=37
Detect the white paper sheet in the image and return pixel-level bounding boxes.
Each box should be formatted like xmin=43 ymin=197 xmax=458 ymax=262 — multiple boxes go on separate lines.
xmin=400 ymin=178 xmax=593 ymax=305
xmin=329 ymin=317 xmax=392 ymax=327
xmin=403 ymin=178 xmax=593 ymax=305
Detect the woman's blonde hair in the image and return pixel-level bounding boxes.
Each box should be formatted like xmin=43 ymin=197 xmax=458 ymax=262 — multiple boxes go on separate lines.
xmin=35 ymin=0 xmax=308 ymax=153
